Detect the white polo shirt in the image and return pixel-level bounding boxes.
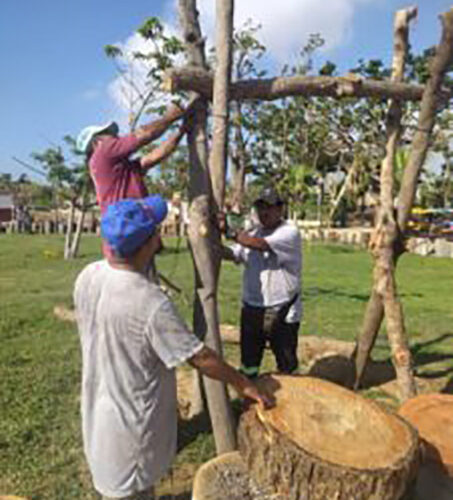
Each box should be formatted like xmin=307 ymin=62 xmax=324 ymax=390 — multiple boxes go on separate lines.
xmin=74 ymin=260 xmax=203 ymax=498
xmin=231 ymin=221 xmax=303 ymax=322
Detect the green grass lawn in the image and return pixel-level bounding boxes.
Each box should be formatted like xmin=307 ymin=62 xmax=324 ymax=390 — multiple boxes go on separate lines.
xmin=1 ymin=234 xmax=452 ymax=499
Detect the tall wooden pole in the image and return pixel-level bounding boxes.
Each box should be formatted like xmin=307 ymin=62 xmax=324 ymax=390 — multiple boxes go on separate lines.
xmin=209 ymin=0 xmax=234 ymax=209
xmin=354 ymin=7 xmax=453 ymax=395
xmin=179 ymin=0 xmax=237 ymax=454
xmin=371 ymin=6 xmax=417 ymax=400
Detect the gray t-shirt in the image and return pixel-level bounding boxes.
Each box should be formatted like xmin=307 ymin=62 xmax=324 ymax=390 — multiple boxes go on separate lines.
xmin=231 ymin=221 xmax=302 ymax=322
xmin=74 ymin=260 xmax=203 ymax=498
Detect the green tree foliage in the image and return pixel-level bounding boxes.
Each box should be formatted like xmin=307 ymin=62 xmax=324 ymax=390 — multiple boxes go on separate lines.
xmin=31 ymin=137 xmax=94 ymax=258
xmin=105 ymin=17 xmax=185 ymax=131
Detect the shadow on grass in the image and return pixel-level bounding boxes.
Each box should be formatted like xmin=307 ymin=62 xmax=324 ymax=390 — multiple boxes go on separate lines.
xmin=323 ymin=245 xmax=356 ymax=254
xmin=304 ymin=287 xmax=370 ymax=302
xmin=177 ymin=399 xmax=244 ymax=453
xmin=308 ymin=332 xmax=453 ymax=390
xmin=161 ymin=244 xmax=189 ymax=256
xmin=158 ymin=494 xmax=191 ymax=500
xmin=304 ymin=286 xmax=423 ymax=303
xmin=412 ymin=333 xmax=453 ymax=379
xmin=442 ymin=376 xmax=453 ymax=394
xmin=177 ymin=411 xmax=212 ymax=453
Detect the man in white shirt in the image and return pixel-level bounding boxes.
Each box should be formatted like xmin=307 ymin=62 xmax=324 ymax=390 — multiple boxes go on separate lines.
xmin=74 ymin=195 xmax=269 ymax=500
xmin=222 ymin=187 xmax=302 ymax=378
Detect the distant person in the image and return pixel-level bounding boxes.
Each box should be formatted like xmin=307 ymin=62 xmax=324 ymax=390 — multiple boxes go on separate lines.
xmin=76 ymin=101 xmax=196 ymax=256
xmin=220 ymin=186 xmax=302 ymax=378
xmin=23 ymin=206 xmax=33 ymax=233
xmin=15 ymin=205 xmax=25 ymax=233
xmin=73 ymin=195 xmax=270 ymax=500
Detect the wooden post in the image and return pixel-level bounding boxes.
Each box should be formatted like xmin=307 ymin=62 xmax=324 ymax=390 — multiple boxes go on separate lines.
xmin=164 ymin=67 xmax=451 ymax=103
xmin=354 ymin=7 xmax=453 ymax=395
xmin=209 ymin=0 xmax=234 ymax=209
xmin=372 ymin=6 xmax=418 ymax=400
xmin=179 ymin=0 xmax=237 ymax=454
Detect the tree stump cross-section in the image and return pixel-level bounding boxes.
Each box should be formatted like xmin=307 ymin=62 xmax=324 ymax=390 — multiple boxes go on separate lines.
xmin=238 ymin=375 xmax=420 ymax=500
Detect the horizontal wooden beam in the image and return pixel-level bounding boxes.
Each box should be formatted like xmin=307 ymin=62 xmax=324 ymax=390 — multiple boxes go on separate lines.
xmin=164 ymin=66 xmax=448 ymax=102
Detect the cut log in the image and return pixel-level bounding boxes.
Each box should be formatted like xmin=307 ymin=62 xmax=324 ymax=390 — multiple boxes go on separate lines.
xmin=399 ymin=394 xmax=453 ymax=476
xmin=299 ymin=335 xmax=356 ymax=363
xmin=164 ymin=67 xmax=452 ymax=103
xmin=192 ymin=451 xmax=275 ymax=500
xmin=0 ymin=497 xmax=29 ymax=500
xmin=238 ymin=374 xmax=420 ymax=500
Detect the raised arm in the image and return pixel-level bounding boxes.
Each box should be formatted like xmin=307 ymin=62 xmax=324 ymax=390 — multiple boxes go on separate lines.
xmin=134 ymin=104 xmax=186 ymax=148
xmin=139 ymin=125 xmax=186 ymax=172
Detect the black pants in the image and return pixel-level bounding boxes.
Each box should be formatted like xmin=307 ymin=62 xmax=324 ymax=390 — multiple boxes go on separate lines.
xmin=240 ymin=303 xmax=299 ymax=377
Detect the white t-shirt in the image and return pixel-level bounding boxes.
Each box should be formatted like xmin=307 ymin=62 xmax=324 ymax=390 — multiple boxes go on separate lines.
xmin=231 ymin=221 xmax=302 ymax=322
xmin=74 ymin=260 xmax=203 ymax=498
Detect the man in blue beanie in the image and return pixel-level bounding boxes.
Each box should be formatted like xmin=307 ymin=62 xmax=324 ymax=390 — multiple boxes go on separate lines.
xmin=74 ymin=196 xmax=270 ymax=500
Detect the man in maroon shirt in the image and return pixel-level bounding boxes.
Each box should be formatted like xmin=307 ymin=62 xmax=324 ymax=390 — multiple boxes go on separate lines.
xmin=77 ymin=103 xmax=192 ymax=256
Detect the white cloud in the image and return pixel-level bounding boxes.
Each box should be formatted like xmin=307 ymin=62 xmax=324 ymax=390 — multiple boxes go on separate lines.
xmin=107 ymin=26 xmax=184 ymax=131
xmin=196 ymin=0 xmax=376 ymax=62
xmin=108 ymin=0 xmax=377 ymax=121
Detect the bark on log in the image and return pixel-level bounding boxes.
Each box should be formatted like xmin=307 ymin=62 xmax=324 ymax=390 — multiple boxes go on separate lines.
xmin=179 ymin=0 xmax=237 ymax=452
xmin=370 ymin=6 xmax=418 ymax=401
xmin=192 ymin=451 xmax=275 ymax=500
xmin=164 ymin=66 xmax=450 ymax=103
xmin=238 ymin=375 xmax=420 ymax=500
xmin=399 ymin=394 xmax=453 ymax=477
xmin=354 ymin=7 xmax=453 ymax=393
xmin=209 ymin=0 xmax=234 ymax=208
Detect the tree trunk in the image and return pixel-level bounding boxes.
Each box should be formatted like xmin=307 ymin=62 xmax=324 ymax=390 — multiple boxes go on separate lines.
xmin=209 ymin=0 xmax=234 ymax=209
xmin=164 ymin=67 xmax=450 ymax=103
xmin=328 ymin=158 xmax=357 ymax=225
xmin=64 ymin=200 xmax=75 ymax=260
xmin=237 ymin=375 xmax=419 ymax=500
xmin=443 ymin=158 xmax=452 ymax=207
xmin=179 ymin=0 xmax=237 ymax=454
xmin=353 ymin=290 xmax=384 ymax=390
xmin=353 ymin=7 xmax=453 ymax=392
xmin=230 ymin=102 xmax=248 ymax=211
xmin=70 ymin=207 xmax=86 ymax=258
xmin=372 ymin=6 xmax=418 ymax=401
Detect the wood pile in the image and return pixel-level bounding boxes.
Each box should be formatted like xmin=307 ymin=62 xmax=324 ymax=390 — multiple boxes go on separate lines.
xmin=194 ymin=374 xmax=420 ymax=499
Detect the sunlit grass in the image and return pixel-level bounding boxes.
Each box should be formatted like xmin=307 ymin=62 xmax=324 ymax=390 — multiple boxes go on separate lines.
xmin=1 ymin=234 xmax=452 ymax=498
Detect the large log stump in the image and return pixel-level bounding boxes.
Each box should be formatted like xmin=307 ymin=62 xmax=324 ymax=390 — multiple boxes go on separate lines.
xmin=192 ymin=451 xmax=275 ymax=500
xmin=399 ymin=394 xmax=453 ymax=476
xmin=238 ymin=375 xmax=420 ymax=500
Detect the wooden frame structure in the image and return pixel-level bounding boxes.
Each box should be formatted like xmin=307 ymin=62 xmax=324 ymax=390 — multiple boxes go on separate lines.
xmin=175 ymin=0 xmax=453 ymax=453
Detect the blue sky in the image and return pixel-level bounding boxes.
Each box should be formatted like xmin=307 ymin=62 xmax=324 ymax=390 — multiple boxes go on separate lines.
xmin=1 ymin=0 xmax=451 ymax=182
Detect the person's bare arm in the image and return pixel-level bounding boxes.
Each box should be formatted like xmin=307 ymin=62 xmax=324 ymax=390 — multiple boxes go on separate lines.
xmin=218 ymin=245 xmax=236 ymax=261
xmin=188 ymin=346 xmax=272 ymax=408
xmin=139 ymin=126 xmax=186 ymax=171
xmin=134 ymin=104 xmax=186 ymax=148
xmin=234 ymin=231 xmax=271 ymax=252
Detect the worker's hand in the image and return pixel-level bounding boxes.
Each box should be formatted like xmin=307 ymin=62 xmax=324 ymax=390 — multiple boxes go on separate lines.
xmin=165 ymin=102 xmax=186 ymax=121
xmin=240 ymin=381 xmax=275 ymax=410
xmin=217 ymin=212 xmax=227 ymax=234
xmin=181 ymin=110 xmax=195 ymax=133
xmin=185 ymin=95 xmax=204 ymax=115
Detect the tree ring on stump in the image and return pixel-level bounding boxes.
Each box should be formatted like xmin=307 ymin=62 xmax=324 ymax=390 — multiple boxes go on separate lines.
xmin=238 ymin=374 xmax=420 ymax=500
